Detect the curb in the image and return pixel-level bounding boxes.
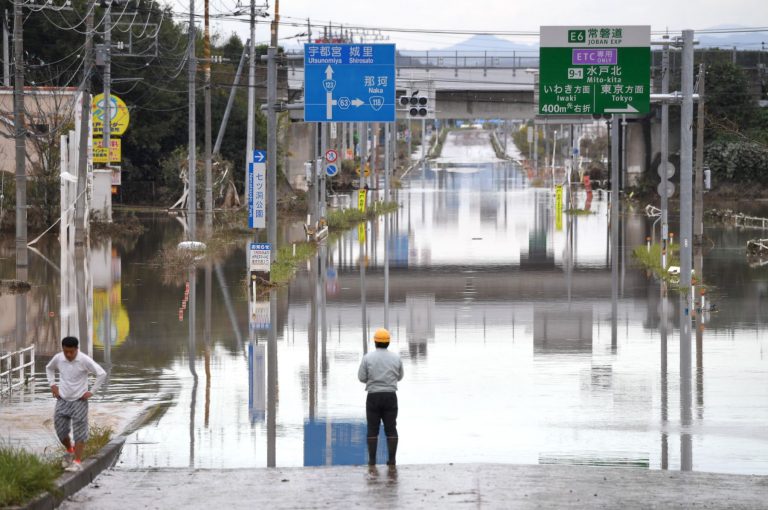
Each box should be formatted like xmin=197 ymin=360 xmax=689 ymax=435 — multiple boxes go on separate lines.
xmin=19 ymin=435 xmax=126 ymax=510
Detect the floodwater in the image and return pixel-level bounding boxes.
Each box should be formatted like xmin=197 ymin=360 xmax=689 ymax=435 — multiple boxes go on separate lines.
xmin=2 ymin=129 xmax=768 ymax=474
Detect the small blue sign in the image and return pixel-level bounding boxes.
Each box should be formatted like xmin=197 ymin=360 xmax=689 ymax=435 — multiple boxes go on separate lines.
xmin=252 ymin=150 xmax=266 ymax=163
xmin=304 ymin=44 xmax=395 ymax=122
xmin=326 ymin=164 xmax=338 ymax=177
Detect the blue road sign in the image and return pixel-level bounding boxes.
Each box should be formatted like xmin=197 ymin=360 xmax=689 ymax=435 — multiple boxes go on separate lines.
xmin=252 ymin=150 xmax=266 ymax=163
xmin=304 ymin=44 xmax=395 ymax=122
xmin=326 ymin=164 xmax=338 ymax=177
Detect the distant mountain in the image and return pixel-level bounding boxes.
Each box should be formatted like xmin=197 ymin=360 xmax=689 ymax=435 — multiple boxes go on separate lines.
xmin=401 ymin=28 xmax=766 ymax=53
xmin=433 ymin=34 xmax=538 ymax=54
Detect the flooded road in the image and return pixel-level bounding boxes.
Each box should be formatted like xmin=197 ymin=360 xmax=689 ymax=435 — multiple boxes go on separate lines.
xmin=2 ymin=129 xmax=768 ymax=474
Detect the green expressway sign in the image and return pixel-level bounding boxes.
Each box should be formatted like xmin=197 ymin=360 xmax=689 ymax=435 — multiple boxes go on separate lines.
xmin=539 ymin=26 xmax=650 ymax=115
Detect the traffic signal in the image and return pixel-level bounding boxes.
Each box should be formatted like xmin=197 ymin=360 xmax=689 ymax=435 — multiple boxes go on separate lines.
xmin=398 ymin=94 xmax=428 ymax=117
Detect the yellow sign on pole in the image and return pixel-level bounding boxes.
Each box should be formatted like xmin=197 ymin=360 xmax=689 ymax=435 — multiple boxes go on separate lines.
xmin=92 ymin=93 xmax=130 ymax=136
xmin=357 ymin=189 xmax=367 ymax=243
xmin=93 ymin=138 xmax=121 ymax=164
xmin=358 ymin=189 xmax=367 ymax=212
xmin=555 ymin=185 xmax=563 ymax=231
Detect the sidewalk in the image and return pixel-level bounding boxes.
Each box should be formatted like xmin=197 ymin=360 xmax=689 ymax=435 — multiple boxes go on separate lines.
xmin=61 ymin=463 xmax=768 ymax=509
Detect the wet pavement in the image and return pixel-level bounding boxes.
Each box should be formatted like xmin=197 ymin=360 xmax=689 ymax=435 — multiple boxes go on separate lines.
xmin=60 ymin=464 xmax=768 ymax=509
xmin=2 ymin=128 xmax=768 ymax=479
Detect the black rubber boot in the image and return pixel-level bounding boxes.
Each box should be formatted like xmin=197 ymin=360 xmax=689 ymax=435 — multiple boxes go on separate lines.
xmin=367 ymin=437 xmax=378 ymax=466
xmin=386 ymin=437 xmax=398 ymax=466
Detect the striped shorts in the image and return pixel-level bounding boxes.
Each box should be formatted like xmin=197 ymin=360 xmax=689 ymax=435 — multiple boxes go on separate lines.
xmin=54 ymin=399 xmax=89 ymax=443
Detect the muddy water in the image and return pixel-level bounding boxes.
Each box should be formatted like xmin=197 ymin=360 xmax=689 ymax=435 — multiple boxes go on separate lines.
xmin=2 ymin=130 xmax=767 ymax=473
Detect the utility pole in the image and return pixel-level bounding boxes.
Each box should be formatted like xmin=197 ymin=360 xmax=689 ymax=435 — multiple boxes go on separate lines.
xmin=679 ymin=29 xmax=695 ymax=472
xmin=694 ymin=63 xmax=705 ymax=244
xmin=660 ymin=38 xmax=670 ymax=269
xmin=267 ymin=0 xmax=279 ymax=261
xmin=187 ymin=0 xmax=197 ymax=240
xmin=75 ymin=2 xmax=94 ymax=246
xmin=245 ymin=0 xmax=256 ymax=207
xmin=203 ymin=0 xmax=213 ymax=231
xmin=12 ymin=0 xmax=26 ymax=272
xmin=103 ymin=0 xmax=112 ymax=187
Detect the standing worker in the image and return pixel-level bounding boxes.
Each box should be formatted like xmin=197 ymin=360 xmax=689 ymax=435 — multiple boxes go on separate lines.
xmin=46 ymin=336 xmax=107 ymax=472
xmin=358 ymin=328 xmax=404 ymax=470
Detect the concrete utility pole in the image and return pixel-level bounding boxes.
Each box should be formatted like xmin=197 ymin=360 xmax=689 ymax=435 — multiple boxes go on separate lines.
xmin=660 ymin=39 xmax=670 ymax=269
xmin=103 ymin=1 xmax=111 ymax=175
xmin=203 ymin=0 xmax=213 ymax=230
xmin=694 ymin=63 xmax=705 ymax=243
xmin=187 ymin=0 xmax=197 ymax=240
xmin=12 ymin=0 xmax=27 ymax=271
xmin=679 ymin=30 xmax=695 ymax=472
xmin=74 ymin=3 xmax=94 ymax=246
xmin=267 ymin=0 xmax=279 ymax=261
xmin=245 ymin=0 xmax=256 ymax=207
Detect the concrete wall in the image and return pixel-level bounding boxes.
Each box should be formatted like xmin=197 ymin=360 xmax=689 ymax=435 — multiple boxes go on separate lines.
xmin=285 ymin=122 xmax=315 ymax=191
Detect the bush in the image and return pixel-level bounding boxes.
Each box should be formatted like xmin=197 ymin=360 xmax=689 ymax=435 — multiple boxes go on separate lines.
xmin=706 ymin=140 xmax=768 ymax=185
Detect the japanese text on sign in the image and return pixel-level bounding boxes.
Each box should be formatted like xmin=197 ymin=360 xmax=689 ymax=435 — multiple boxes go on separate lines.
xmin=249 ymin=243 xmax=271 ymax=273
xmin=539 ymin=26 xmax=650 ymax=115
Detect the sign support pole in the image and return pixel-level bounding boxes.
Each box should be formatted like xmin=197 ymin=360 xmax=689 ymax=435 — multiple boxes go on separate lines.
xmin=610 ymin=117 xmax=619 ymax=352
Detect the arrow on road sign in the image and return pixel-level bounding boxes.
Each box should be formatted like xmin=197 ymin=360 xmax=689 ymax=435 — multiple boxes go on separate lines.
xmin=605 ymin=104 xmax=639 ymax=114
xmin=324 ymin=65 xmax=334 ymax=80
xmin=253 ymin=151 xmax=265 ymax=162
xmin=352 ymin=98 xmax=365 ymax=107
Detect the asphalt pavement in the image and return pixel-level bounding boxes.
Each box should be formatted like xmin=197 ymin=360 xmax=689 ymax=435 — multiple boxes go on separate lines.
xmin=60 ymin=463 xmax=768 ymax=509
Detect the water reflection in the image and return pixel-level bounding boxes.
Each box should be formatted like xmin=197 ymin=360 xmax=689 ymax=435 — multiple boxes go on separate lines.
xmin=3 ymin=132 xmax=768 ymax=474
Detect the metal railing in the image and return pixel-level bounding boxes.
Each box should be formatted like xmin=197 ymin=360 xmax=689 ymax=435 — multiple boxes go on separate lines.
xmin=734 ymin=213 xmax=768 ymax=230
xmin=0 ymin=345 xmax=36 ymax=396
xmin=285 ymin=50 xmax=541 ymax=71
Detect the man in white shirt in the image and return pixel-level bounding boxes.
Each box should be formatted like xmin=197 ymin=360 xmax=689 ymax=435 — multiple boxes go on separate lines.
xmin=358 ymin=328 xmax=404 ymax=471
xmin=45 ymin=336 xmax=107 ymax=472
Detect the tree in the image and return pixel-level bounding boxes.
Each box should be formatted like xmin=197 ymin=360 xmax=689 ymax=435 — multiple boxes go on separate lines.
xmin=705 ymin=61 xmax=756 ymax=140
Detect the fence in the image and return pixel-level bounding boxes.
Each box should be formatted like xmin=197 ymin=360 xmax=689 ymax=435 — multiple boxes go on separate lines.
xmin=0 ymin=345 xmax=36 ymax=396
xmin=734 ymin=214 xmax=768 ymax=230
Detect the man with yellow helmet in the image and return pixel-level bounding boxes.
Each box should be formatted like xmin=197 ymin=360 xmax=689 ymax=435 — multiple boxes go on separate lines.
xmin=358 ymin=327 xmax=404 ymax=470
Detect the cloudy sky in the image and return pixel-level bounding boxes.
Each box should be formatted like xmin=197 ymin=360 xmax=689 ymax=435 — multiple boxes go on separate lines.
xmin=186 ymin=0 xmax=768 ymax=50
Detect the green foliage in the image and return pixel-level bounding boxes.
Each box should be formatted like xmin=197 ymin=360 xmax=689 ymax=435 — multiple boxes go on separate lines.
xmin=271 ymin=242 xmax=318 ymax=284
xmin=705 ymin=140 xmax=768 ymax=185
xmin=705 ymin=61 xmax=756 ymax=139
xmin=632 ymin=243 xmax=680 ymax=283
xmin=0 ymin=445 xmax=60 ymax=507
xmin=82 ymin=425 xmax=114 ymax=459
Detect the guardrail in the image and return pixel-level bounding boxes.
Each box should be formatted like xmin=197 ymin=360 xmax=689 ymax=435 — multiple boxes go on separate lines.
xmin=0 ymin=345 xmax=36 ymax=396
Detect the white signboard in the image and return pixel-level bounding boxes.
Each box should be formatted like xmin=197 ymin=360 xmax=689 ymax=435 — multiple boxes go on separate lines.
xmin=249 ymin=243 xmax=271 ymax=273
xmin=248 ymin=150 xmax=266 ymax=229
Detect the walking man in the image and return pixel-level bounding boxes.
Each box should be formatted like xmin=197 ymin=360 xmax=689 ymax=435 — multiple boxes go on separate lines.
xmin=358 ymin=328 xmax=403 ymax=470
xmin=46 ymin=336 xmax=106 ymax=472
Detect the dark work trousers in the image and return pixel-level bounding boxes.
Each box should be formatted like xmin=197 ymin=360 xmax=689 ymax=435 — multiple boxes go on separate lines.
xmin=366 ymin=392 xmax=398 ymax=438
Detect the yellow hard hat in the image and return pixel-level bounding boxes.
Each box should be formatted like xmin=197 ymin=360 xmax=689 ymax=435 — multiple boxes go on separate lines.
xmin=373 ymin=328 xmax=391 ymax=343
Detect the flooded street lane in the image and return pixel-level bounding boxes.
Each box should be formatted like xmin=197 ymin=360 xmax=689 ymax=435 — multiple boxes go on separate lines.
xmin=2 ymin=129 xmax=768 ymax=474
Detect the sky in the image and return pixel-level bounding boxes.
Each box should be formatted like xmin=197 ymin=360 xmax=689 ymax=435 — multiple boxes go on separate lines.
xmin=182 ymin=0 xmax=768 ymax=51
